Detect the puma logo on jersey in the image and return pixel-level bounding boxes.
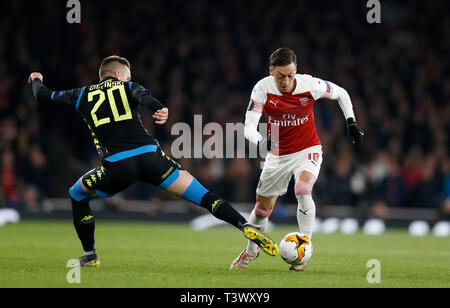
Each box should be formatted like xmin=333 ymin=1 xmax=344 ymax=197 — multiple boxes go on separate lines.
xmin=269 ymin=99 xmax=279 ymax=108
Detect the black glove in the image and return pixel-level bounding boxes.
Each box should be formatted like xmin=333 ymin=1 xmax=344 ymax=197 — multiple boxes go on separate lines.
xmin=347 ymin=118 xmax=364 ymax=145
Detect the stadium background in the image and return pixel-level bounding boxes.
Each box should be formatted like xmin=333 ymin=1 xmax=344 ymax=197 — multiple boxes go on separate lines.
xmin=0 ymin=0 xmax=449 ymax=227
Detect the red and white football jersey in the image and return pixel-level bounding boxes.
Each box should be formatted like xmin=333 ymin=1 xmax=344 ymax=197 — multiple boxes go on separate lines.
xmin=250 ymin=74 xmax=331 ymax=156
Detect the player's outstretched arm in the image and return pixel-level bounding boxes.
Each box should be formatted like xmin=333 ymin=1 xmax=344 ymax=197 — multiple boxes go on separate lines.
xmin=28 ymin=72 xmax=51 ymax=103
xmin=28 ymin=72 xmax=82 ymax=107
xmin=320 ymin=81 xmax=364 ymax=145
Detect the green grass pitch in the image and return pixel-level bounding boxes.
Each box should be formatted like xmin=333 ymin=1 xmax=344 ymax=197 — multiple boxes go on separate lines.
xmin=0 ymin=220 xmax=448 ymax=288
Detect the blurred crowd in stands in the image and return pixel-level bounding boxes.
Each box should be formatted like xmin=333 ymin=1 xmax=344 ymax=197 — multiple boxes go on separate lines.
xmin=0 ymin=1 xmax=448 ymax=219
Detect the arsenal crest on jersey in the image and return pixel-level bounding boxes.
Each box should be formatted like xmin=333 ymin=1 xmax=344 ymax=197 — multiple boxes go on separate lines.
xmin=299 ymin=97 xmax=309 ymax=106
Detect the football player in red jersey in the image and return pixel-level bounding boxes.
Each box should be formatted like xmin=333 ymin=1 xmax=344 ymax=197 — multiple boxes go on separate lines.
xmin=231 ymin=48 xmax=364 ymax=271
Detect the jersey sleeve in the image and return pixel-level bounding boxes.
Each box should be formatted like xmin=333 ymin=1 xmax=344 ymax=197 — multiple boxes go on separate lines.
xmin=32 ymin=79 xmax=83 ymax=108
xmin=250 ymin=80 xmax=268 ymax=104
xmin=128 ymin=82 xmax=166 ymax=112
xmin=309 ymin=76 xmax=333 ymax=101
xmin=248 ymin=80 xmax=267 ymax=114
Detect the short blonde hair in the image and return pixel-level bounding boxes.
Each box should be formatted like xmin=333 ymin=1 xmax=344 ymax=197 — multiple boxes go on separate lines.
xmin=99 ymin=55 xmax=131 ymax=79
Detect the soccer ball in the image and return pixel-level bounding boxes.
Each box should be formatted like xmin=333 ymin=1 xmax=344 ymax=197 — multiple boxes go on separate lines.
xmin=279 ymin=232 xmax=313 ymax=265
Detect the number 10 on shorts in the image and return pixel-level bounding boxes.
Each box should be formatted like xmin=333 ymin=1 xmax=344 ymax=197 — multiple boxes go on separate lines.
xmin=308 ymin=153 xmax=320 ymax=163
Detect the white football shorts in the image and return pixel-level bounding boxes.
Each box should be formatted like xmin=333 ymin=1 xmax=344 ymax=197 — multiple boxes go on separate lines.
xmin=256 ymin=145 xmax=323 ymax=198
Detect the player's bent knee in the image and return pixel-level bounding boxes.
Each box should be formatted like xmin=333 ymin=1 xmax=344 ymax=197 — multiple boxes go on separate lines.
xmin=254 ymin=206 xmax=273 ymax=219
xmin=159 ymin=169 xmax=180 ymax=190
xmin=69 ymin=179 xmax=92 ymax=202
xmin=295 ymin=181 xmax=314 ymax=196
